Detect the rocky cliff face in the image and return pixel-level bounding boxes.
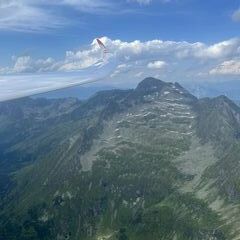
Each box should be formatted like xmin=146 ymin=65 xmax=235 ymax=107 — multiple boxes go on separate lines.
xmin=1 ymin=78 xmax=240 ymax=240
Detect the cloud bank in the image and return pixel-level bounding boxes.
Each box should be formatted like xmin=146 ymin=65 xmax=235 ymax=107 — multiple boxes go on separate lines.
xmin=210 ymin=59 xmax=240 ymax=75
xmin=0 ymin=36 xmax=240 ymax=101
xmin=1 ymin=37 xmax=240 ymax=78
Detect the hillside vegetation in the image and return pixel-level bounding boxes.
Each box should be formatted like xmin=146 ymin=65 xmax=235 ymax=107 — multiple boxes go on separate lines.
xmin=1 ymin=78 xmax=240 ymax=239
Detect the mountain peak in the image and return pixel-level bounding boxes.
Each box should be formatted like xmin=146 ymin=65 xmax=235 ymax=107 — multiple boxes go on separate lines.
xmin=133 ymin=77 xmax=197 ymax=104
xmin=1 ymin=77 xmax=240 ymax=239
xmin=136 ymin=77 xmax=167 ymax=93
xmin=200 ymin=95 xmax=240 ymax=113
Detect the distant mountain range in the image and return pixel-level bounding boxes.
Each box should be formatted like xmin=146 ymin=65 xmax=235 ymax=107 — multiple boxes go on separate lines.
xmin=184 ymin=80 xmax=240 ymax=102
xmin=34 ymin=79 xmax=240 ymax=104
xmin=1 ymin=78 xmax=240 ymax=240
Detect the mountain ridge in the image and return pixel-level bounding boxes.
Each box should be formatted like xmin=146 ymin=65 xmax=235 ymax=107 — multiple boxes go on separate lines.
xmin=1 ymin=77 xmax=240 ymax=240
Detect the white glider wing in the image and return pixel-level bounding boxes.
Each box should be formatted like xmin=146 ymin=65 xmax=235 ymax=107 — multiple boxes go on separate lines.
xmin=0 ymin=39 xmax=115 ymax=102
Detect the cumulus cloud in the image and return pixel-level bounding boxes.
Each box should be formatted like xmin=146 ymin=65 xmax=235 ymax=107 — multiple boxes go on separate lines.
xmin=1 ymin=36 xmax=240 ymax=84
xmin=59 ymin=43 xmax=102 ymax=71
xmin=2 ymin=36 xmax=240 ymax=102
xmin=100 ymin=37 xmax=240 ymax=61
xmin=0 ymin=56 xmax=58 ymax=74
xmin=232 ymin=8 xmax=240 ymax=22
xmin=202 ymin=39 xmax=240 ymax=58
xmin=210 ymin=59 xmax=240 ymax=75
xmin=147 ymin=60 xmax=167 ymax=69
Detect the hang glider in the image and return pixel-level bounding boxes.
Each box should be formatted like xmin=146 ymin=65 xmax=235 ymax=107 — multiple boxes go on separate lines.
xmin=0 ymin=39 xmax=116 ymax=103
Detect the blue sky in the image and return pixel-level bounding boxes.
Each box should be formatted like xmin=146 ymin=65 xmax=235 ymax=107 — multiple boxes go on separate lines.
xmin=0 ymin=0 xmax=240 ymax=95
xmin=0 ymin=0 xmax=239 ymax=55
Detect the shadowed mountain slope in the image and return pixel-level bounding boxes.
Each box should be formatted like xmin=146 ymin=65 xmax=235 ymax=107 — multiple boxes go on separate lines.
xmin=1 ymin=78 xmax=240 ymax=239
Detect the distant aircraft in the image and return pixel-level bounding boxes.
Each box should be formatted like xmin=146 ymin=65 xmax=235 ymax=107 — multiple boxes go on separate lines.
xmin=0 ymin=38 xmax=116 ymax=102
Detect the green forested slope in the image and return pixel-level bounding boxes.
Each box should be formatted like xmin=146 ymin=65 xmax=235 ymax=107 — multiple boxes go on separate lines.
xmin=1 ymin=78 xmax=240 ymax=240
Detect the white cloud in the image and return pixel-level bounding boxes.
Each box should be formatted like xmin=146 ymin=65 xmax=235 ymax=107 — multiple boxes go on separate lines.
xmin=198 ymin=39 xmax=240 ymax=59
xmin=59 ymin=50 xmax=99 ymax=72
xmin=0 ymin=0 xmax=66 ymax=32
xmin=232 ymin=8 xmax=240 ymax=22
xmin=100 ymin=37 xmax=240 ymax=61
xmin=147 ymin=60 xmax=167 ymax=69
xmin=13 ymin=56 xmax=32 ymax=73
xmin=2 ymin=36 xmax=240 ymax=101
xmin=210 ymin=59 xmax=240 ymax=75
xmin=1 ymin=36 xmax=240 ymax=85
xmin=0 ymin=0 xmax=114 ymax=31
xmin=0 ymin=56 xmax=58 ymax=74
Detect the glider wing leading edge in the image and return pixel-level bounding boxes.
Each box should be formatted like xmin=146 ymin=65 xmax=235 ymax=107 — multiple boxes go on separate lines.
xmin=0 ymin=39 xmax=116 ymax=102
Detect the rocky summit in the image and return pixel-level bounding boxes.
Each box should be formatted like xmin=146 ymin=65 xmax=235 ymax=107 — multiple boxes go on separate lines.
xmin=1 ymin=78 xmax=240 ymax=240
